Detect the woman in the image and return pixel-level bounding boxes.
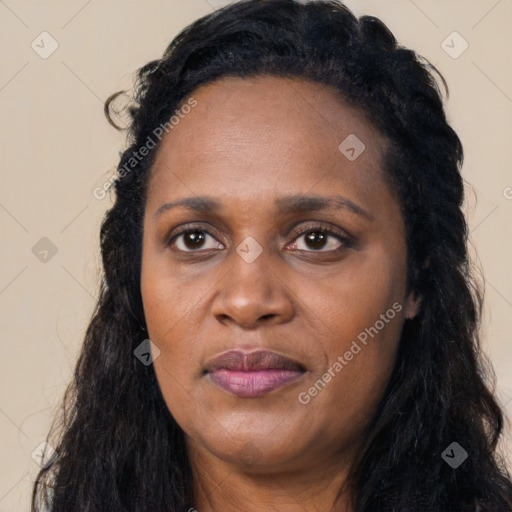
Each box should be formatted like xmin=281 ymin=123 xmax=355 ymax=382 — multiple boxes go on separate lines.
xmin=32 ymin=1 xmax=512 ymax=510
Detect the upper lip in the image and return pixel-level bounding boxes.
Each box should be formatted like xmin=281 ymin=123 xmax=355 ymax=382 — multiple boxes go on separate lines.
xmin=205 ymin=350 xmax=305 ymax=373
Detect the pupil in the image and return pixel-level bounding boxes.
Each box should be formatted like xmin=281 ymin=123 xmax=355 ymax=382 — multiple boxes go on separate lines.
xmin=306 ymin=231 xmax=326 ymax=249
xmin=185 ymin=231 xmax=205 ymax=249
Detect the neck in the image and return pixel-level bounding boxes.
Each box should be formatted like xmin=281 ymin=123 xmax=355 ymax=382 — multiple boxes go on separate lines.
xmin=187 ymin=441 xmax=355 ymax=512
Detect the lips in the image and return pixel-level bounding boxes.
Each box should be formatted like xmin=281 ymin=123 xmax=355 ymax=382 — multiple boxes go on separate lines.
xmin=205 ymin=350 xmax=306 ymax=398
xmin=205 ymin=350 xmax=305 ymax=373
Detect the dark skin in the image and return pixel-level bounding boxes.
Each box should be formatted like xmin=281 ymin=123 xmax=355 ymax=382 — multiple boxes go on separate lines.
xmin=140 ymin=76 xmax=420 ymax=512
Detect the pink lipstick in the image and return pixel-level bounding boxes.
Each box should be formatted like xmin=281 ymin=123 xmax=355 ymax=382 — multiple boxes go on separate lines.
xmin=205 ymin=350 xmax=305 ymax=398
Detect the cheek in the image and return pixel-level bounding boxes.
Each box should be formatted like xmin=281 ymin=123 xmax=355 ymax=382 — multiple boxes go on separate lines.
xmin=140 ymin=251 xmax=219 ymax=397
xmin=141 ymin=268 xmax=208 ymax=429
xmin=140 ymin=238 xmax=209 ymax=338
xmin=296 ymin=255 xmax=405 ymax=426
xmin=306 ymin=251 xmax=406 ymax=345
xmin=141 ymin=272 xmax=202 ymax=358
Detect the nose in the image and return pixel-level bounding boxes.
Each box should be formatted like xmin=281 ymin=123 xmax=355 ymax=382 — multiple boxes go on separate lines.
xmin=211 ymin=247 xmax=295 ymax=329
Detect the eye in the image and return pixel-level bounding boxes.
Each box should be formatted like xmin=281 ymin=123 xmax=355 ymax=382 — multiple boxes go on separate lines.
xmin=287 ymin=223 xmax=350 ymax=252
xmin=169 ymin=226 xmax=224 ymax=252
xmin=167 ymin=222 xmax=351 ymax=254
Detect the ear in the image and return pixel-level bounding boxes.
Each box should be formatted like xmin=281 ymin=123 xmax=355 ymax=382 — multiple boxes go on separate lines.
xmin=404 ymin=258 xmax=428 ymax=319
xmin=404 ymin=291 xmax=422 ymax=320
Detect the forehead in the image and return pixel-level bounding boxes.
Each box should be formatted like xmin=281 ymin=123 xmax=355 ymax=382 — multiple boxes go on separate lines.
xmin=147 ymin=75 xmax=387 ymax=207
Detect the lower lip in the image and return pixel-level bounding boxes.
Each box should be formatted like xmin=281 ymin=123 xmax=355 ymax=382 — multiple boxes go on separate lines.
xmin=208 ymin=369 xmax=304 ymax=398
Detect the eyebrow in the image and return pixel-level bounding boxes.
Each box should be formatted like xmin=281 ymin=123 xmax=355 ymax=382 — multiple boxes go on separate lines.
xmin=154 ymin=194 xmax=371 ymax=219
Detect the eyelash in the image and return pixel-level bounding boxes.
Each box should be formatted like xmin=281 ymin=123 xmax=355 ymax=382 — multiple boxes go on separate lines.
xmin=166 ymin=222 xmax=352 ymax=255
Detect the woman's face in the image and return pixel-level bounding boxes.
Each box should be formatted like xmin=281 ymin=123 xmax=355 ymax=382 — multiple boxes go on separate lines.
xmin=141 ymin=75 xmax=419 ymax=473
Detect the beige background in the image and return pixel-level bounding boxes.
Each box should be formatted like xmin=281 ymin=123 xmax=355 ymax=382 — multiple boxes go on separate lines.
xmin=1 ymin=0 xmax=511 ymax=509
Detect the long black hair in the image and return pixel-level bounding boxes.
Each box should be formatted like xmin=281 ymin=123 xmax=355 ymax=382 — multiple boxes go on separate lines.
xmin=32 ymin=1 xmax=512 ymax=510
